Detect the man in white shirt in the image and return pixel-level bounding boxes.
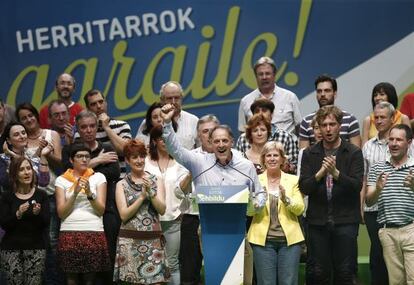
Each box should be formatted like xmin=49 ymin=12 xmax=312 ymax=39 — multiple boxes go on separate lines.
xmin=238 ymin=56 xmax=302 ymax=134
xmin=178 ymin=114 xmax=220 ymax=285
xmin=136 ymin=81 xmax=199 ymax=150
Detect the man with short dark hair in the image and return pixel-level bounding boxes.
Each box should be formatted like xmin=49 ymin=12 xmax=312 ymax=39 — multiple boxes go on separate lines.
xmin=366 ymin=124 xmax=414 ymax=284
xmin=238 ymin=57 xmax=301 ymax=134
xmin=299 ymin=75 xmax=361 ymax=149
xmin=48 ymin=99 xmax=74 ymax=146
xmin=39 ymin=73 xmax=83 ymax=128
xmin=299 ymin=105 xmax=364 ymax=284
xmin=82 ymin=89 xmax=132 ymax=177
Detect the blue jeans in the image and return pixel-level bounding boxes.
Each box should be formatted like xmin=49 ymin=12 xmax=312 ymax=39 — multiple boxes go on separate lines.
xmin=161 ymin=218 xmax=181 ymax=285
xmin=251 ymin=240 xmax=301 ymax=285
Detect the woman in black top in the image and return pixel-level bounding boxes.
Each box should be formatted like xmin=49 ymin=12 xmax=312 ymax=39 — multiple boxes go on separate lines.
xmin=0 ymin=156 xmax=50 ymax=284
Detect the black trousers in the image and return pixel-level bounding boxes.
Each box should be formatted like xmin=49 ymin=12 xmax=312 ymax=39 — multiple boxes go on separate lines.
xmin=179 ymin=214 xmax=203 ymax=285
xmin=306 ymin=223 xmax=359 ymax=285
xmin=364 ymin=211 xmax=389 ymax=285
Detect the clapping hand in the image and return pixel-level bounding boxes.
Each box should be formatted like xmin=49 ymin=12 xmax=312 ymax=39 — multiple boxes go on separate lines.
xmin=322 ymin=155 xmax=337 ymax=175
xmin=63 ymin=123 xmax=74 ymax=144
xmin=376 ymin=172 xmax=388 ymax=192
xmin=74 ymin=177 xmax=90 ymax=195
xmin=142 ymin=176 xmax=155 ymax=198
xmin=17 ymin=201 xmax=30 ymax=219
xmin=32 ymin=202 xmax=41 ymax=215
xmin=404 ymin=169 xmax=414 ymax=190
xmin=279 ymin=184 xmax=286 ymax=201
xmin=41 ymin=141 xmax=54 ymax=156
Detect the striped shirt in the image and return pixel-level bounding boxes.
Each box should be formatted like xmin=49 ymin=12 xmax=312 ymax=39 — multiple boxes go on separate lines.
xmin=367 ymin=157 xmax=414 ymax=225
xmin=362 ymin=136 xmax=388 ymax=211
xmin=299 ymin=110 xmax=360 ymax=145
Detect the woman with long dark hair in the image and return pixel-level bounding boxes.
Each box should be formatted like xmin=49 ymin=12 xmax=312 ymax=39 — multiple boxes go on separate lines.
xmin=145 ymin=126 xmax=191 ymax=284
xmin=0 ymin=121 xmax=50 ymax=193
xmin=361 ymin=82 xmax=410 ymax=145
xmin=136 ymin=102 xmax=177 ymax=147
xmin=0 ymin=156 xmax=50 ymax=284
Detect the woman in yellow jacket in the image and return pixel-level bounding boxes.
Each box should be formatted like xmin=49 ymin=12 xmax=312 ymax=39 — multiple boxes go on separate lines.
xmin=247 ymin=141 xmax=304 ymax=285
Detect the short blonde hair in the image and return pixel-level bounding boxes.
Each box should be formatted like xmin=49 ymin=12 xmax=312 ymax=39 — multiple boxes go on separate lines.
xmin=260 ymin=141 xmax=287 ymax=169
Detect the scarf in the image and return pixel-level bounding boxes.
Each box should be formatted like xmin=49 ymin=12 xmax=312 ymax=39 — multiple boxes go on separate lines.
xmin=61 ymin=168 xmax=94 ymax=193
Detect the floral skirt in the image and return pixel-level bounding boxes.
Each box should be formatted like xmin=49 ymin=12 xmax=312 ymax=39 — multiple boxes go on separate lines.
xmin=113 ymin=230 xmax=170 ymax=284
xmin=57 ymin=231 xmax=111 ymax=273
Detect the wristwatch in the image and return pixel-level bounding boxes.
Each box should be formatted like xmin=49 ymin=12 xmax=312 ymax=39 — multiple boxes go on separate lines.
xmin=87 ymin=193 xmax=97 ymax=201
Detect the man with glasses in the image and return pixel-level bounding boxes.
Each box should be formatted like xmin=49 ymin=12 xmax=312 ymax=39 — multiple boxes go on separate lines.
xmin=39 ymin=73 xmax=83 ymax=129
xmin=135 ymin=81 xmax=199 ymax=150
xmin=238 ymin=56 xmax=302 ymax=134
xmin=48 ymin=99 xmax=75 ymax=146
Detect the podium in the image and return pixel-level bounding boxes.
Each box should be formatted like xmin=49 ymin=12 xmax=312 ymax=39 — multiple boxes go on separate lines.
xmin=196 ymin=185 xmax=249 ymax=285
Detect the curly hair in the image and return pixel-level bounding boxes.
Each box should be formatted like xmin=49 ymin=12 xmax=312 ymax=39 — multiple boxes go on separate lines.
xmin=245 ymin=114 xmax=271 ymax=144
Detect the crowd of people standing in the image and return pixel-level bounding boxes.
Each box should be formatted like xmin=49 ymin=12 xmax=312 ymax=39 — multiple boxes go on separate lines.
xmin=1 ymin=55 xmax=414 ymax=285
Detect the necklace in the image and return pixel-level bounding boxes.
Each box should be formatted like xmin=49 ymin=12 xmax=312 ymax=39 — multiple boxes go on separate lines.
xmin=157 ymin=158 xmax=170 ymax=174
xmin=268 ymin=176 xmax=280 ymax=184
xmin=28 ymin=129 xmax=43 ymax=140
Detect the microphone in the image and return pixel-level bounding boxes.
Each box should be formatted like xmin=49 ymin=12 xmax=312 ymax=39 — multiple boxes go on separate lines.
xmin=225 ymin=163 xmax=266 ymax=197
xmin=192 ymin=160 xmax=219 ymax=182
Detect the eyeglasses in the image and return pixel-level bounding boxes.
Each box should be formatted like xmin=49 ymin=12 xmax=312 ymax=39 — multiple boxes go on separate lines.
xmin=51 ymin=111 xmax=68 ymax=119
xmin=74 ymin=154 xmax=91 ymax=160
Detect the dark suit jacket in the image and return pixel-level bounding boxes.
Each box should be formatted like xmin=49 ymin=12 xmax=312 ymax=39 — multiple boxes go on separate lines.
xmin=299 ymin=140 xmax=364 ymax=225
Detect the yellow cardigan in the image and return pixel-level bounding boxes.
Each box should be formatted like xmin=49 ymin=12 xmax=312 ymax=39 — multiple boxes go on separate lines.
xmin=247 ymin=171 xmax=305 ymax=246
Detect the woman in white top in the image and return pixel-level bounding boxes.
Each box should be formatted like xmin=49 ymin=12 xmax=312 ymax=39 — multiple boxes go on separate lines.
xmin=16 ymin=103 xmax=62 ymax=169
xmin=55 ymin=144 xmax=110 ymax=285
xmin=136 ymin=102 xmax=178 ymax=147
xmin=145 ymin=126 xmax=191 ymax=285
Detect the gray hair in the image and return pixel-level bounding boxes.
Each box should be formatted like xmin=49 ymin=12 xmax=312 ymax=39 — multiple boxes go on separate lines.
xmin=254 ymin=56 xmax=277 ymax=75
xmin=160 ymin=81 xmax=183 ymax=98
xmin=75 ymin=110 xmax=98 ymax=125
xmin=197 ymin=114 xmax=220 ymax=131
xmin=374 ymin=101 xmax=395 ymax=118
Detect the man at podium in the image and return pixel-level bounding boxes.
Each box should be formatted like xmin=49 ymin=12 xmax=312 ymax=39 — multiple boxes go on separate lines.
xmin=160 ymin=104 xmax=266 ymax=210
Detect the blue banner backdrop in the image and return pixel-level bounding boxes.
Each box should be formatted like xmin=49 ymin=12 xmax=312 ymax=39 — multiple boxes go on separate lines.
xmin=1 ymin=0 xmax=413 ymax=134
